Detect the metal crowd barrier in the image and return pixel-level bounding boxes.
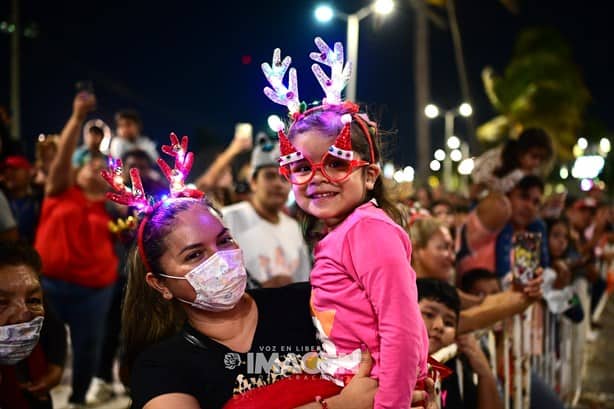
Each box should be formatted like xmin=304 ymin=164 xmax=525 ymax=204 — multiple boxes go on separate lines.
xmin=432 ymin=277 xmax=596 ymax=409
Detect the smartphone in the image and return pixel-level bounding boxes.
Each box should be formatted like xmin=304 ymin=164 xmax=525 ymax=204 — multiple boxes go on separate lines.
xmin=512 ymin=232 xmax=541 ymax=285
xmin=234 ymin=122 xmax=253 ymax=142
xmin=75 ymin=80 xmax=94 ymax=94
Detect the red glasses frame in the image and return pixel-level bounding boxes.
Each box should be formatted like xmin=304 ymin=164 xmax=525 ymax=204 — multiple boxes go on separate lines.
xmin=279 ymin=152 xmax=369 ymax=185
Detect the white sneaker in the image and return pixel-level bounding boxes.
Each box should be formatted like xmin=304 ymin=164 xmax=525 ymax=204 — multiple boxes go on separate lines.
xmin=66 ymin=403 xmax=87 ymax=409
xmin=586 ymin=328 xmax=599 ymax=342
xmin=93 ymin=380 xmax=116 ymax=403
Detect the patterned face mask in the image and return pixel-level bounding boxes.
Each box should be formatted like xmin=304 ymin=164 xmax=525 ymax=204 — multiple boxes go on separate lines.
xmin=160 ymin=249 xmax=247 ymax=312
xmin=0 ymin=316 xmax=44 ymax=365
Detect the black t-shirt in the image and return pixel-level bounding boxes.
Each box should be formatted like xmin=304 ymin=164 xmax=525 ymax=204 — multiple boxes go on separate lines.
xmin=130 ymin=282 xmax=318 ymax=409
xmin=441 ymin=357 xmax=478 ymax=409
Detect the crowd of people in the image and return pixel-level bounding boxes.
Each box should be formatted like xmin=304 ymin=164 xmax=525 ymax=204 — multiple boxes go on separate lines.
xmin=1 ymin=40 xmax=613 ymax=409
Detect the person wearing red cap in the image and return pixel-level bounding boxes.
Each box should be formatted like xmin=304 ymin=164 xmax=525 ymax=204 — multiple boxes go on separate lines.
xmin=34 ymin=91 xmax=118 ymax=408
xmin=1 ymin=155 xmax=41 ymax=244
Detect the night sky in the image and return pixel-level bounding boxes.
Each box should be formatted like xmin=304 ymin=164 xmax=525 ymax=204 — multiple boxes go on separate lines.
xmin=1 ymin=0 xmax=611 ymax=173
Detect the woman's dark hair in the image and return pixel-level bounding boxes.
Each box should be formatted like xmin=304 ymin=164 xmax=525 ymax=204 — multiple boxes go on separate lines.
xmin=494 ymin=128 xmax=553 ymax=177
xmin=416 ymin=278 xmax=461 ymax=319
xmin=121 ymin=197 xmax=220 ymax=383
xmin=0 ymin=241 xmax=42 ymax=274
xmin=287 ymin=106 xmax=403 ymax=242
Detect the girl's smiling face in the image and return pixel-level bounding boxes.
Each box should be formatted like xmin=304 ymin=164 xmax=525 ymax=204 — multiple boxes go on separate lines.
xmin=290 ymin=129 xmax=380 ymax=228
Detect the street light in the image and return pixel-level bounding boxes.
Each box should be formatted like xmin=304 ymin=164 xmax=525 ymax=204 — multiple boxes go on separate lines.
xmin=424 ymin=102 xmax=473 ymax=190
xmin=315 ymin=1 xmax=394 ymax=102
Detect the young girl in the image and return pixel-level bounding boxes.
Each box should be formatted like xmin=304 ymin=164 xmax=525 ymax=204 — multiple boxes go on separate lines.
xmin=262 ymin=37 xmax=428 ymax=408
xmin=471 ymin=128 xmax=553 ymax=198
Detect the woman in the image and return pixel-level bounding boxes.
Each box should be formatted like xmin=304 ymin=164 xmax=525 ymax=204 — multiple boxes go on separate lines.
xmin=409 ymin=216 xmax=543 ymax=334
xmin=120 ymin=195 xmax=433 ymax=409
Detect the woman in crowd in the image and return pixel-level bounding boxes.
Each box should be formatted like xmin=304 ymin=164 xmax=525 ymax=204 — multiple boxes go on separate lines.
xmin=0 ymin=241 xmax=67 ymax=409
xmin=113 ymin=132 xmax=434 ymax=408
xmin=408 ymin=216 xmax=543 ymax=333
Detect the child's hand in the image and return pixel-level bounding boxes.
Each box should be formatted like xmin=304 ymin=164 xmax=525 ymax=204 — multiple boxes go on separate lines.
xmin=457 ymin=334 xmax=491 ymax=377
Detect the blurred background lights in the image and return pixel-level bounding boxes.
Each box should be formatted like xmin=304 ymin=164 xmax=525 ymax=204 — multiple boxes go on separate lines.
xmin=434 ymin=149 xmax=445 ymax=161
xmin=580 ymin=179 xmax=593 ymax=191
xmin=459 ymin=102 xmax=473 ymax=117
xmin=383 ymin=162 xmax=395 ymax=179
xmin=314 ymin=5 xmax=334 ymax=22
xmin=450 ymin=149 xmax=462 ymax=162
xmin=430 ymin=159 xmax=441 ymax=171
xmin=571 ymin=155 xmax=605 ymax=179
xmin=424 ymin=104 xmax=439 ymax=119
xmin=447 ymin=136 xmax=460 ymax=150
xmin=559 ymin=166 xmax=569 ymax=179
xmin=599 ymin=137 xmax=611 ymax=154
xmin=267 ymin=114 xmax=282 ymax=132
xmin=577 ymin=137 xmax=588 ymax=150
xmin=373 ymin=0 xmax=394 ymax=15
xmin=458 ymin=158 xmax=474 ymax=175
xmin=392 ymin=165 xmax=414 ymax=183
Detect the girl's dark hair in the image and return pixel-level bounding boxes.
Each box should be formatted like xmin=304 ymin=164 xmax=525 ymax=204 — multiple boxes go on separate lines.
xmin=287 ymin=106 xmax=403 ymax=242
xmin=544 ymin=216 xmax=571 ymax=258
xmin=121 ymin=197 xmax=220 ymax=383
xmin=494 ymin=128 xmax=553 ymax=177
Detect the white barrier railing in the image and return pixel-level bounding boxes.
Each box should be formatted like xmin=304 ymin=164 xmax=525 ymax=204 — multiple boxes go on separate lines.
xmin=433 ymin=277 xmax=595 ymax=409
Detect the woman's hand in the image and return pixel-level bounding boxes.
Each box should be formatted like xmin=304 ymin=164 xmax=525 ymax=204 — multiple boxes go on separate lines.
xmin=20 ymin=363 xmax=63 ymax=400
xmin=326 ymin=350 xmax=377 ymax=409
xmin=512 ymin=267 xmax=543 ymax=301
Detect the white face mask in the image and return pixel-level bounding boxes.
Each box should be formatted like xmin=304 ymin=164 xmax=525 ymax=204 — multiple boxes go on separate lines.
xmin=0 ymin=316 xmax=45 ymax=365
xmin=160 ymin=249 xmax=247 ymax=312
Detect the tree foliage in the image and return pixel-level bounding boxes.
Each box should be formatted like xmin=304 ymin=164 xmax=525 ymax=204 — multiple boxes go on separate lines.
xmin=478 ymin=27 xmax=591 ymax=160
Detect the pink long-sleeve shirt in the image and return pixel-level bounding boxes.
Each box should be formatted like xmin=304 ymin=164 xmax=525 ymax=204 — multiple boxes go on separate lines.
xmin=310 ymin=201 xmax=429 ymax=409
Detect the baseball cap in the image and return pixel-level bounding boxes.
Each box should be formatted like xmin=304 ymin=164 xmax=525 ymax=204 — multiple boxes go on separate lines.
xmin=2 ymin=155 xmax=32 ymax=170
xmin=250 ymin=132 xmax=280 ymax=177
xmin=572 ymin=197 xmax=598 ymax=210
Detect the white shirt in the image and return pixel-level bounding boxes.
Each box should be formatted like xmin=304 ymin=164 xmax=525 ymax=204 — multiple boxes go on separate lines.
xmin=109 ymin=136 xmax=159 ymax=161
xmin=221 ymin=201 xmax=311 ymax=284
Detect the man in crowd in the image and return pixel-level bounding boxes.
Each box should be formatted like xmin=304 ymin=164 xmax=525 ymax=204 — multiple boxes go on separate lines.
xmin=222 ymin=135 xmax=311 ymax=287
xmin=109 ymin=110 xmax=158 ymax=162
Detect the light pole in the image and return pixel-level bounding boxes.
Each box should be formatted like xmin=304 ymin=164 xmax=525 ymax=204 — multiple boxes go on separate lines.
xmin=314 ymin=0 xmax=394 ymax=102
xmin=425 ymin=102 xmax=472 ymax=191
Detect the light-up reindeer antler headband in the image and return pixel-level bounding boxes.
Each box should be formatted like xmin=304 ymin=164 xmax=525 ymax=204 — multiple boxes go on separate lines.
xmin=262 ymin=37 xmax=375 ymax=166
xmin=102 ymin=132 xmax=204 ymax=272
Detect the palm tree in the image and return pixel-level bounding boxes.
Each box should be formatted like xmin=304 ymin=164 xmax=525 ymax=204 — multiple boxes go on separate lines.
xmin=478 ymin=27 xmax=591 ymax=160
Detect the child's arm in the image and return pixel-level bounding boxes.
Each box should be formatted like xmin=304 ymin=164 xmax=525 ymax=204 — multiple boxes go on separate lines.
xmin=345 ymin=219 xmax=426 ymax=409
xmin=456 ymin=334 xmax=504 ymax=409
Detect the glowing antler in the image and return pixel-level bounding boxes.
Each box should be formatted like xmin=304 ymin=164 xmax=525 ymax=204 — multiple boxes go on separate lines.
xmin=157 ymin=133 xmax=203 ymax=199
xmin=102 ymin=159 xmax=151 ymax=212
xmin=309 ymin=37 xmax=352 ymax=105
xmin=262 ymin=48 xmax=301 ymax=114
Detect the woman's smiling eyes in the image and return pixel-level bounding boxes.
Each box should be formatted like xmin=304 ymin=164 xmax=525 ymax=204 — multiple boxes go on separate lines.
xmin=182 ymin=236 xmax=236 ymax=263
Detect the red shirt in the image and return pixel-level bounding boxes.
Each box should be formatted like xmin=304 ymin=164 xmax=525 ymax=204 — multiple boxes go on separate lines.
xmin=35 ymin=187 xmax=118 ymax=288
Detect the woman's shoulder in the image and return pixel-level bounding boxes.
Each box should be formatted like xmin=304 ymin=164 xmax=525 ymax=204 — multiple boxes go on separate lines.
xmin=130 ymin=329 xmax=224 ymax=409
xmin=248 ymin=282 xmax=311 ymax=311
xmin=132 ymin=331 xmax=193 ymax=371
